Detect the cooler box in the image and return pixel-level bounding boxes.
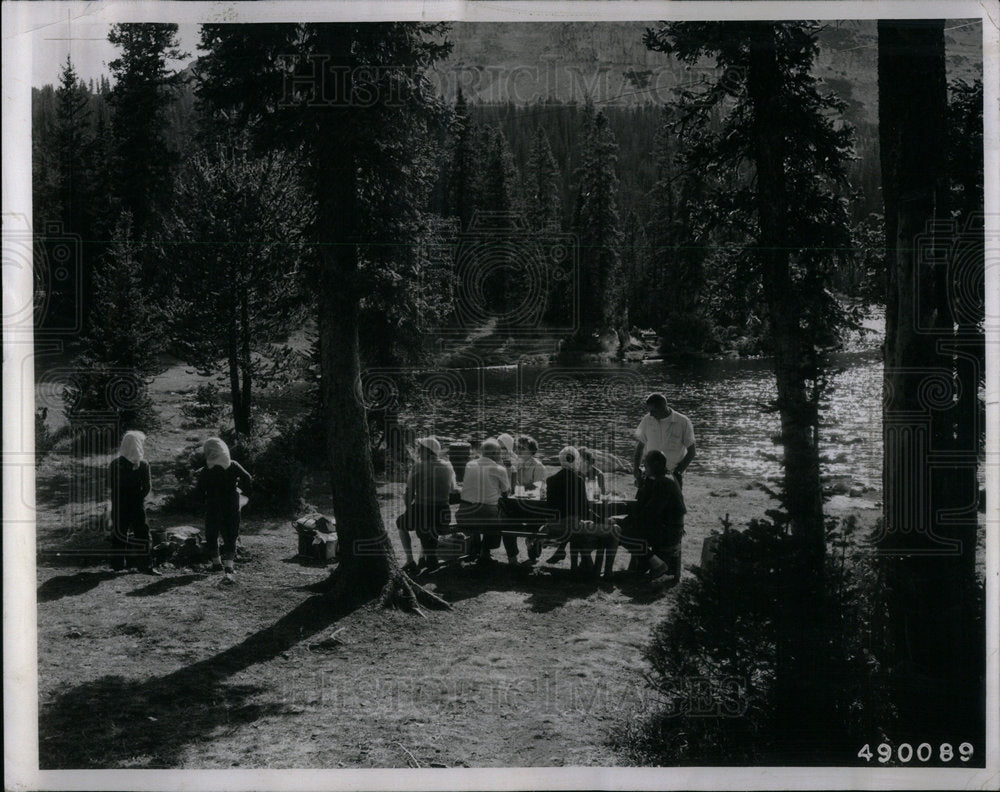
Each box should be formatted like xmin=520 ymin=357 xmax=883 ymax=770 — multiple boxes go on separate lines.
xmin=294 ymin=514 xmax=338 ymax=563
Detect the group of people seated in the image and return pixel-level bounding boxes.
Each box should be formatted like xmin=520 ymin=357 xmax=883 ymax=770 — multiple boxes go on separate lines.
xmin=396 ymin=430 xmax=686 ymax=590
xmin=108 ymin=391 xmax=693 ymax=591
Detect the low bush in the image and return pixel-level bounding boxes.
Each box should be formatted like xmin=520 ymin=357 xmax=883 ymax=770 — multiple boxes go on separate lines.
xmin=235 ymin=423 xmax=308 ymax=516
xmin=615 ymin=514 xmax=895 ymax=765
xmin=659 ymin=310 xmax=722 ymax=357
xmin=62 ymin=364 xmax=156 ymax=456
xmin=180 ymin=384 xmax=226 ymax=424
xmin=166 ymin=409 xmax=318 ymax=517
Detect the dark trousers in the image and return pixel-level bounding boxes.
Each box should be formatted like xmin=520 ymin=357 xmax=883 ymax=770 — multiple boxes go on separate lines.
xmin=502 ymin=533 xmax=522 ymax=560
xmin=109 ymin=516 xmax=150 ymax=570
xmin=398 ymin=502 xmax=449 ymax=559
xmin=206 ymin=510 xmax=239 ymax=565
xmin=657 ymin=541 xmax=682 ymax=579
xmin=456 ymin=501 xmax=500 ymax=557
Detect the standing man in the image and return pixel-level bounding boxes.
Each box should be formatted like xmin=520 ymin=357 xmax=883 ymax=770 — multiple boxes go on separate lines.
xmin=633 ymin=392 xmax=696 ymax=490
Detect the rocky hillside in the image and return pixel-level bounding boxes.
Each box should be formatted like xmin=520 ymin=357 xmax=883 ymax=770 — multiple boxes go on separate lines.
xmin=431 ymin=20 xmax=983 ymax=125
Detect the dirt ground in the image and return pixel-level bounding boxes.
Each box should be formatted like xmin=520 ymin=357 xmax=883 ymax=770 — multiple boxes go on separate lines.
xmin=33 ymin=357 xmax=889 ymax=769
xmin=36 ymin=478 xmax=884 ymax=769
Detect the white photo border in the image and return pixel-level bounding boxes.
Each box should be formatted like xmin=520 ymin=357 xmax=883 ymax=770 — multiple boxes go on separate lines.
xmin=3 ymin=2 xmax=997 ymax=790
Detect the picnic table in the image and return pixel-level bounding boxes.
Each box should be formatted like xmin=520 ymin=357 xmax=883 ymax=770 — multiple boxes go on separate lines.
xmin=438 ymin=490 xmax=636 ymax=561
xmin=499 ymin=492 xmax=633 ymax=530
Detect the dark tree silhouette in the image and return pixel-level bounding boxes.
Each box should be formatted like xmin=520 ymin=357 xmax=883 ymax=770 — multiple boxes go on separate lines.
xmin=877 ymin=18 xmax=983 ymax=745
xmin=197 ymin=22 xmax=454 ymax=611
xmin=645 ymin=20 xmax=856 ymax=753
xmin=107 ymin=24 xmax=187 ymax=237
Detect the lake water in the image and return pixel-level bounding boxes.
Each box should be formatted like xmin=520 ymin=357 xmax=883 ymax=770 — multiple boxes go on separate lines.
xmin=391 ymin=350 xmax=884 ymax=489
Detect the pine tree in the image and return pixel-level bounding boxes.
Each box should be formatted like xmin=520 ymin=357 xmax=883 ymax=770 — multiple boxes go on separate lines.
xmin=525 ymin=126 xmax=562 ymax=232
xmin=646 ymin=21 xmax=854 ymax=551
xmin=197 ymin=22 xmax=454 ymax=612
xmin=645 ymin=107 xmax=717 ymax=355
xmin=444 ymin=88 xmax=481 ymax=233
xmin=477 ymin=125 xmax=523 ymax=221
xmin=645 ymin=20 xmax=856 ymax=755
xmin=68 ymin=211 xmax=159 ymax=429
xmin=617 ymin=210 xmax=645 ymax=329
xmin=107 ymin=23 xmax=188 ymax=238
xmin=571 ymin=101 xmax=623 ymax=345
xmin=163 ymin=138 xmax=315 ymax=435
xmin=55 ymin=56 xmax=92 ymax=236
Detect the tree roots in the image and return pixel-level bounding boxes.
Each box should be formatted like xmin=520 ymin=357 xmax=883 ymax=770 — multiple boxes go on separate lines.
xmin=320 ymin=561 xmax=452 ymax=615
xmin=378 ymin=569 xmax=452 ymax=614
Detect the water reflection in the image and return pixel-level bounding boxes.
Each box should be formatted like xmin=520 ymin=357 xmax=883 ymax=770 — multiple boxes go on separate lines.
xmin=396 ymin=352 xmax=884 ymax=489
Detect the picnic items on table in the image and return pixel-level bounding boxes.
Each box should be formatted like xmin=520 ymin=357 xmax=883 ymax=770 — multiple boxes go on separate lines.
xmin=294 ymin=513 xmax=339 ymax=563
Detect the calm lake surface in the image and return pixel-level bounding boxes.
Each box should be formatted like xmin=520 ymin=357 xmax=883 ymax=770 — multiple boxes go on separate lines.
xmin=392 ymin=350 xmax=884 ymax=490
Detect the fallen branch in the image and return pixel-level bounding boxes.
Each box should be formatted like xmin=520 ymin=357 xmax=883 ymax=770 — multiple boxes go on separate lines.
xmin=395 ymin=741 xmax=421 ymax=768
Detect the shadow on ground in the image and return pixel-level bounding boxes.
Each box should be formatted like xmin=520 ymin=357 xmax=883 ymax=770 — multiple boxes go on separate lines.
xmin=37 ymin=571 xmax=118 ymax=603
xmin=424 ymin=562 xmax=672 ymax=610
xmin=39 ymin=593 xmax=351 ymax=768
xmin=424 ymin=562 xmax=604 ymax=613
xmin=126 ymin=574 xmax=205 ymax=598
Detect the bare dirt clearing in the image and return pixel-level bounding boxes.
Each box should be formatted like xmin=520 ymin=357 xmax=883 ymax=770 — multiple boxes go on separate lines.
xmin=34 ymin=359 xmax=883 ymax=769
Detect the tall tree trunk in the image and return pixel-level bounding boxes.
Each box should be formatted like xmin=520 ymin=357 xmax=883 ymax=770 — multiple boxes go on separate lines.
xmin=747 ymin=24 xmax=825 ymax=557
xmin=228 ymin=277 xmax=246 ymax=435
xmin=240 ymin=290 xmax=252 ymax=433
xmin=310 ymin=26 xmax=448 ymax=613
xmin=877 ymin=19 xmax=980 ymax=742
xmin=746 ymin=22 xmax=827 ymax=753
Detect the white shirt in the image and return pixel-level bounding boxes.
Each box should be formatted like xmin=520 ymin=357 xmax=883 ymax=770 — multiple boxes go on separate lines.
xmin=460 ymin=456 xmax=510 ymax=506
xmin=635 ymin=410 xmax=695 ymax=470
xmin=514 ymin=455 xmax=548 ymax=486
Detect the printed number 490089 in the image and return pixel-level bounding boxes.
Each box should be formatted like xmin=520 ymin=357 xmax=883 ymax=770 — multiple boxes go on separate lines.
xmin=857 ymin=743 xmax=973 ymax=763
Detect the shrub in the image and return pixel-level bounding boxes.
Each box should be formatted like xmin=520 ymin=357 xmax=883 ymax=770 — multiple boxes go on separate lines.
xmin=617 ymin=514 xmax=895 ymax=765
xmin=35 ymin=408 xmax=70 ymax=459
xmin=165 ymin=411 xmax=316 ymax=517
xmin=181 ymin=384 xmax=226 ymax=424
xmin=232 ymin=423 xmax=308 ymax=516
xmin=62 ymin=362 xmax=156 ymax=448
xmin=659 ymin=310 xmax=722 ymax=358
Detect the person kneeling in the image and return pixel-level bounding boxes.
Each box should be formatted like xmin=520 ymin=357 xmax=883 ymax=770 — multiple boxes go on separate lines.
xmin=622 ymin=449 xmax=686 ymax=589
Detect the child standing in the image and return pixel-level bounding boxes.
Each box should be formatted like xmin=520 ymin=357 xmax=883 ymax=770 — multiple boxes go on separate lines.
xmin=196 ymin=437 xmax=252 ymax=583
xmin=108 ymin=430 xmax=159 ymax=574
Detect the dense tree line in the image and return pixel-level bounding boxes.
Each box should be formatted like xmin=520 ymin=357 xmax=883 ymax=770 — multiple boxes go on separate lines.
xmin=35 ymin=55 xmax=902 ymax=364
